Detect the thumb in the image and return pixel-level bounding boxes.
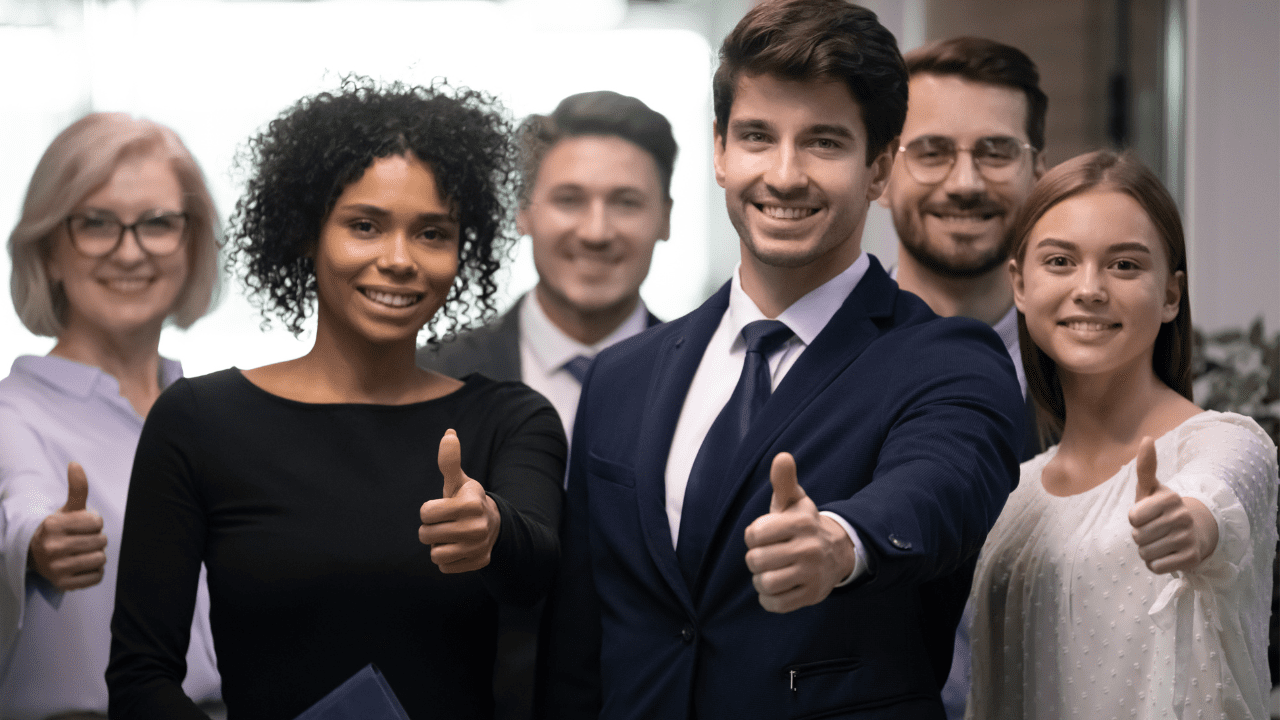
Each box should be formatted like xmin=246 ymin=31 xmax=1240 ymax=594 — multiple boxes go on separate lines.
xmin=769 ymin=452 xmax=805 ymax=513
xmin=438 ymin=429 xmax=466 ymax=498
xmin=63 ymin=461 xmax=88 ymax=513
xmin=1134 ymin=436 xmax=1159 ymax=502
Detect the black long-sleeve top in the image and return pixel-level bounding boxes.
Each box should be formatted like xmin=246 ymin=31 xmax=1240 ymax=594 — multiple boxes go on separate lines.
xmin=107 ymin=370 xmax=565 ymax=719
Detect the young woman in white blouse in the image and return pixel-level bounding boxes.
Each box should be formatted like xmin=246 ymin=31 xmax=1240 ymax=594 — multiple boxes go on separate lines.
xmin=967 ymin=150 xmax=1278 ymax=719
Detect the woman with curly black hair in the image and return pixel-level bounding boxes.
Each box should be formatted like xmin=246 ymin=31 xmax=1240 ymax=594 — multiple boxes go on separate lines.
xmin=106 ymin=79 xmax=566 ymax=720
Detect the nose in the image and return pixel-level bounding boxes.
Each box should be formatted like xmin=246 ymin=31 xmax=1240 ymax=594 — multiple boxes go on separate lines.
xmin=377 ymin=232 xmax=418 ymax=276
xmin=578 ymin=198 xmax=613 ymax=246
xmin=1071 ymin=266 xmax=1108 ymax=304
xmin=764 ymin=144 xmax=808 ymax=195
xmin=941 ymin=148 xmax=986 ymax=197
xmin=108 ymin=226 xmax=147 ymax=265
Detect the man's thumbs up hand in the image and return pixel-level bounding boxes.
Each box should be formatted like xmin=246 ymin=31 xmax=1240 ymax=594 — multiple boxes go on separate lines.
xmin=419 ymin=430 xmax=501 ymax=573
xmin=1128 ymin=437 xmax=1219 ymax=574
xmin=28 ymin=462 xmax=108 ymax=591
xmin=744 ymin=453 xmax=855 ymax=614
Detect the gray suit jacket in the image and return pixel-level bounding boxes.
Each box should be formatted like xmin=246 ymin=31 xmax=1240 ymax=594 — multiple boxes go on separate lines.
xmin=418 ymin=298 xmax=524 ymax=381
xmin=417 ymin=294 xmax=662 ymax=382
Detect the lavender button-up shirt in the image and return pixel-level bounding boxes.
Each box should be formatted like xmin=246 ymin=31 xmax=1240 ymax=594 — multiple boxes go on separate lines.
xmin=0 ymin=355 xmax=220 ymax=719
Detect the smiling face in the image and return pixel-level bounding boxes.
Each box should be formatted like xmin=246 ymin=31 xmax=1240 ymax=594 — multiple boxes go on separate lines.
xmin=1011 ymin=190 xmax=1182 ymax=385
xmin=46 ymin=151 xmax=190 ymax=342
xmin=714 ymin=73 xmax=893 ymax=294
xmin=314 ymin=153 xmax=459 ymax=348
xmin=521 ymin=134 xmax=670 ymax=326
xmin=884 ymin=74 xmax=1044 ymax=279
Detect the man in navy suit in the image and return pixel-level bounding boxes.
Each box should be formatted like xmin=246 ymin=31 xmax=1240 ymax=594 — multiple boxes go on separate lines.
xmin=536 ymin=2 xmax=1024 ymax=719
xmin=418 ymin=90 xmax=674 ymax=439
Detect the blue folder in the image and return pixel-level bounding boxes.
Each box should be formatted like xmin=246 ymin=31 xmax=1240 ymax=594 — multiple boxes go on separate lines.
xmin=293 ymin=664 xmax=411 ymax=720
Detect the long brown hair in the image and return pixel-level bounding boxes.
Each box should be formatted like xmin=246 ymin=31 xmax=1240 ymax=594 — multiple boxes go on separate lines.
xmin=1010 ymin=150 xmax=1193 ymax=440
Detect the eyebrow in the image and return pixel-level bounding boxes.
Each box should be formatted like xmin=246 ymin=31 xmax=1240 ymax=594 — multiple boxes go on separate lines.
xmin=335 ymin=203 xmax=456 ymax=223
xmin=729 ymin=118 xmax=855 ymax=140
xmin=1034 ymin=238 xmax=1153 ymax=255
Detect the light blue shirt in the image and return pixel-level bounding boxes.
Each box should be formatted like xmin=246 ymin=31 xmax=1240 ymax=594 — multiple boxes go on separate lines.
xmin=0 ymin=355 xmax=220 ymax=719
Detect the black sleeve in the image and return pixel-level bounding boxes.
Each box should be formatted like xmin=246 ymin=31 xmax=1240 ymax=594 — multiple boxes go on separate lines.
xmin=476 ymin=387 xmax=566 ymax=607
xmin=106 ymin=379 xmax=210 ymax=720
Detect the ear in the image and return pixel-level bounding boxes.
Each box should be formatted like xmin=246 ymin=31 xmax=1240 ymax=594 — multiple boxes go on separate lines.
xmin=1162 ymin=269 xmax=1184 ymax=323
xmin=1032 ymin=148 xmax=1048 ymax=181
xmin=712 ymin=119 xmax=727 ymax=189
xmin=1008 ymin=257 xmax=1027 ymax=312
xmin=864 ymin=141 xmax=897 ymax=203
xmin=657 ymin=198 xmax=673 ymax=242
xmin=516 ymin=206 xmax=530 ymax=237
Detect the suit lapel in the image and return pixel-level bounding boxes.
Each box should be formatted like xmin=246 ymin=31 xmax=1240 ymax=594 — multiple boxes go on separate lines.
xmin=493 ymin=296 xmax=525 ymax=379
xmin=695 ymin=260 xmax=899 ymax=577
xmin=633 ymin=283 xmax=731 ymax=612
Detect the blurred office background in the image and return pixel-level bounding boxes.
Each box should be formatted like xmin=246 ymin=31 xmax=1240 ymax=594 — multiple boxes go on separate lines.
xmin=1 ymin=0 xmax=1276 ymax=377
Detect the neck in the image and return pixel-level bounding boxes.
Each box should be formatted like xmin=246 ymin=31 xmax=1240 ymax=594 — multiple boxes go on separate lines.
xmin=534 ymin=284 xmax=638 ymax=346
xmin=1055 ymin=360 xmax=1173 ymax=452
xmin=895 ymin=252 xmax=1013 ymax=326
xmin=302 ymin=315 xmax=427 ymax=404
xmin=739 ymin=245 xmax=858 ymax=319
xmin=49 ymin=321 xmax=164 ymax=417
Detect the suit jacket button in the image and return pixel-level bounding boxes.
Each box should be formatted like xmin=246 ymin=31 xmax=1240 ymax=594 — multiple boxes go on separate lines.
xmin=681 ymin=626 xmax=695 ymax=644
xmin=889 ymin=534 xmax=912 ymax=550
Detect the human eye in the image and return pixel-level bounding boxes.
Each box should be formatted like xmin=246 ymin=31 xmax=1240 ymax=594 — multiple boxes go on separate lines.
xmin=417 ymin=223 xmax=458 ymax=246
xmin=348 ymin=219 xmax=378 ymax=237
xmin=550 ymin=191 xmax=585 ymax=209
xmin=1043 ymin=254 xmax=1071 ymax=269
xmin=811 ymin=137 xmax=842 ymax=151
xmin=1111 ymin=258 xmax=1142 ymax=273
xmin=740 ymin=130 xmax=770 ymax=145
xmin=975 ymin=138 xmax=1022 ymax=166
xmin=612 ymin=192 xmax=646 ymax=210
xmin=908 ymin=137 xmax=953 ymax=166
xmin=139 ymin=213 xmax=183 ymax=235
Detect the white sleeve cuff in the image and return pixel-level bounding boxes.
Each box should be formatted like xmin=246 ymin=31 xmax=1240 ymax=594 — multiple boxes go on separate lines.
xmin=819 ymin=510 xmax=867 ymax=587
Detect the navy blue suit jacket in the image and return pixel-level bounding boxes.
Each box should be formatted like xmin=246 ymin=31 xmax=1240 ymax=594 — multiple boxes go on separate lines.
xmin=538 ymin=257 xmax=1024 ymax=720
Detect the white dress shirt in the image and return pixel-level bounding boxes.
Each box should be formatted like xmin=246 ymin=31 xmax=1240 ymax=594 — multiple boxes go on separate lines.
xmin=665 ymin=253 xmax=872 ymax=584
xmin=519 ymin=293 xmax=651 ymax=440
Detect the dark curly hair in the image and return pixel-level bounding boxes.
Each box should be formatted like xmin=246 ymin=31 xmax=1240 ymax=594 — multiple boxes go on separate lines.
xmin=227 ymin=77 xmax=518 ymax=338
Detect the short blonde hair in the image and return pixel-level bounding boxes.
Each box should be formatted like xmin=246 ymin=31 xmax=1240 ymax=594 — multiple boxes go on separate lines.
xmin=8 ymin=112 xmax=222 ymax=337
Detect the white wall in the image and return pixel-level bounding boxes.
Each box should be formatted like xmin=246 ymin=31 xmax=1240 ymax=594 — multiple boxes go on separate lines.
xmin=0 ymin=0 xmax=713 ymax=377
xmin=1185 ymin=0 xmax=1280 ymax=333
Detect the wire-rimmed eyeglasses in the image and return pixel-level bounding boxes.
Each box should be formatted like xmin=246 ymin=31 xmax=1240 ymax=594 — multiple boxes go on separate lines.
xmin=65 ymin=211 xmax=188 ymax=258
xmin=897 ymin=136 xmax=1035 ymax=185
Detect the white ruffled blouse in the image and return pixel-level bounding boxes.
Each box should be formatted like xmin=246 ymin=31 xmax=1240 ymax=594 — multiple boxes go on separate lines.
xmin=968 ymin=411 xmax=1278 ymax=720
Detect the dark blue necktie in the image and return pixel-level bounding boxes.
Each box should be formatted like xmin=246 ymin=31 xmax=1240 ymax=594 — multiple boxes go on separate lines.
xmin=563 ymin=355 xmax=593 ymax=384
xmin=676 ymin=319 xmax=794 ymax=585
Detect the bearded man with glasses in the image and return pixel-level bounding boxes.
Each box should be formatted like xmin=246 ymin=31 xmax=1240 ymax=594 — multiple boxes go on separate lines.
xmin=877 ymin=36 xmax=1048 ymax=720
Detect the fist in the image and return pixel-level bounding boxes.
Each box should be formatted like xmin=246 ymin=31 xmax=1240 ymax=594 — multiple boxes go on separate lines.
xmin=743 ymin=453 xmax=855 ymax=613
xmin=1128 ymin=437 xmax=1218 ymax=574
xmin=28 ymin=462 xmax=108 ymax=591
xmin=418 ymin=430 xmax=501 ymax=573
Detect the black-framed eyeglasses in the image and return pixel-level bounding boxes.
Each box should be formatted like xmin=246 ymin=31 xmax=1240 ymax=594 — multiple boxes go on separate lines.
xmin=64 ymin=211 xmax=188 ymax=258
xmin=898 ymin=135 xmax=1035 ymax=185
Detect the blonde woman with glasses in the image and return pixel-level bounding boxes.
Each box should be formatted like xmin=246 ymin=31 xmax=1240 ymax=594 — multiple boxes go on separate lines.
xmin=0 ymin=113 xmax=222 ymax=719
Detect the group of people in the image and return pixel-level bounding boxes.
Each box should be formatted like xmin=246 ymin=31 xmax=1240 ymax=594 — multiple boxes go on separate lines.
xmin=1 ymin=1 xmax=1275 ymax=719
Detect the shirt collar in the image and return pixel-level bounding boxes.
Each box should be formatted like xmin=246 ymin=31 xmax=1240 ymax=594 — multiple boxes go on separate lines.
xmin=520 ymin=291 xmax=650 ymax=373
xmin=10 ymin=354 xmax=183 ymax=400
xmin=727 ymin=251 xmax=871 ymax=348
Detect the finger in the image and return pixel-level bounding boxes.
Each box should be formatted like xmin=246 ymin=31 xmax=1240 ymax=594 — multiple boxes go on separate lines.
xmin=1134 ymin=437 xmax=1159 ymax=502
xmin=438 ymin=429 xmax=466 ymax=499
xmin=63 ymin=462 xmax=88 ymax=513
xmin=49 ymin=550 xmax=108 ymax=578
xmin=47 ymin=533 xmax=109 ymax=556
xmin=769 ymin=452 xmax=805 ymax=513
xmin=55 ymin=569 xmax=106 ymax=592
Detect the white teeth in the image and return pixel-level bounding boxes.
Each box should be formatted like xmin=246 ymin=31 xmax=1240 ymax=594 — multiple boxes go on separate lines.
xmin=1063 ymin=321 xmax=1116 ymax=331
xmin=759 ymin=205 xmax=817 ymax=220
xmin=104 ymin=279 xmax=150 ymax=292
xmin=364 ymin=289 xmax=420 ymax=308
